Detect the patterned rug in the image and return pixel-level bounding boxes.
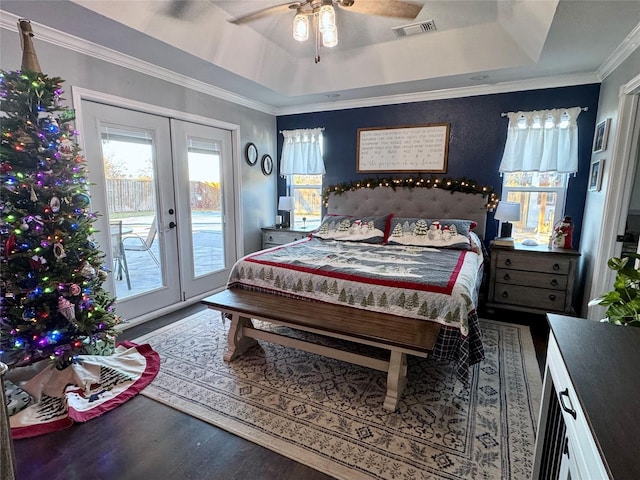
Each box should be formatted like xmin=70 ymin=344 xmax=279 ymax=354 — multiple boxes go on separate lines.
xmin=133 ymin=309 xmax=542 ymax=480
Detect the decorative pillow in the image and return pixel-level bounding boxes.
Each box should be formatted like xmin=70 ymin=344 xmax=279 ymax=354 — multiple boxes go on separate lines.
xmin=385 ymin=216 xmax=477 ymax=250
xmin=313 ymin=214 xmax=390 ymax=243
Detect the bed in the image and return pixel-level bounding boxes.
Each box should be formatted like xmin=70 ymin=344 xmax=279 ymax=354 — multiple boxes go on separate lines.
xmin=202 ymin=184 xmax=493 ymax=411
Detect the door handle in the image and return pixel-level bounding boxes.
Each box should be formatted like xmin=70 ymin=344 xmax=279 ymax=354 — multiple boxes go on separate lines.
xmin=169 ymin=221 xmax=177 ymax=229
xmin=559 ymin=388 xmax=577 ymax=419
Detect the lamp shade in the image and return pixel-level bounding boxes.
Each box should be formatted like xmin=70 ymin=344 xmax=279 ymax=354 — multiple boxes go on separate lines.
xmin=278 ymin=196 xmax=295 ymax=211
xmin=494 ymin=201 xmax=521 ymax=222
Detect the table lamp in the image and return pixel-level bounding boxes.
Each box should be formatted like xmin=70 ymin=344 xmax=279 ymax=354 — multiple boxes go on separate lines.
xmin=278 ymin=196 xmax=295 ymax=228
xmin=494 ymin=201 xmax=521 ymax=238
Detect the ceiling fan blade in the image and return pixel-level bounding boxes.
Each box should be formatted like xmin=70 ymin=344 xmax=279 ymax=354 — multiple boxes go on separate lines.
xmin=342 ymin=0 xmax=422 ymax=19
xmin=228 ymin=2 xmax=299 ymax=24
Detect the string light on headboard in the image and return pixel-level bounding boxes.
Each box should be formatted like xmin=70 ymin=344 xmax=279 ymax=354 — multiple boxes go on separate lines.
xmin=322 ymin=176 xmax=499 ymax=210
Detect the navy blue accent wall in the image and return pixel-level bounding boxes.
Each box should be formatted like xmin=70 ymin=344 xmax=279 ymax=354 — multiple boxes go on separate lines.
xmin=277 ymin=84 xmax=600 ymax=247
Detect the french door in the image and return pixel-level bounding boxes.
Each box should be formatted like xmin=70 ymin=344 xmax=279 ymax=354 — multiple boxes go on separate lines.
xmin=81 ymin=101 xmax=237 ymax=320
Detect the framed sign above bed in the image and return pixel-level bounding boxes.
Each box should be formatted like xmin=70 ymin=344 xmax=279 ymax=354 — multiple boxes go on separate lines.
xmin=357 ymin=123 xmax=450 ymax=173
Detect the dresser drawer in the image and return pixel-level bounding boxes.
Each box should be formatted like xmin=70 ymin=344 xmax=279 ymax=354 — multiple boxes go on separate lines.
xmin=493 ymin=283 xmax=567 ymax=311
xmin=262 ymin=230 xmax=305 ymax=246
xmin=494 ymin=250 xmax=572 ymax=275
xmin=494 ymin=268 xmax=568 ymax=290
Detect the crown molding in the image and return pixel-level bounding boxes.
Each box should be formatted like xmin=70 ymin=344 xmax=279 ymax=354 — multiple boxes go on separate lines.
xmin=598 ymin=21 xmax=640 ymax=81
xmin=274 ymin=73 xmax=601 ymax=116
xmin=2 ymin=10 xmax=626 ymax=119
xmin=0 ymin=11 xmax=277 ymax=116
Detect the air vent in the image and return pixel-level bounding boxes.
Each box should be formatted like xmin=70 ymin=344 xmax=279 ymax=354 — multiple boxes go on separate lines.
xmin=392 ymin=19 xmax=437 ymax=38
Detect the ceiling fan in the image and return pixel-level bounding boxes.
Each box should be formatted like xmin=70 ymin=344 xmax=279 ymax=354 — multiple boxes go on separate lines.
xmin=228 ymin=1 xmax=422 ymax=25
xmin=228 ymin=0 xmax=422 ymax=63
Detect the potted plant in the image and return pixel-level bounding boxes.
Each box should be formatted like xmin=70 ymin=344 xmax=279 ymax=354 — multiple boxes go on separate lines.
xmin=589 ymin=252 xmax=640 ymax=326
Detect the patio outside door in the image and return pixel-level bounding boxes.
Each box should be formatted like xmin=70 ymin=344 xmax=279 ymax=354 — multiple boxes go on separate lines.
xmin=81 ymin=101 xmax=236 ymax=320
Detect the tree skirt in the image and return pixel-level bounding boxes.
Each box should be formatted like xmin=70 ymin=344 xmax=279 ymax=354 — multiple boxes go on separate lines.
xmin=8 ymin=341 xmax=159 ymax=439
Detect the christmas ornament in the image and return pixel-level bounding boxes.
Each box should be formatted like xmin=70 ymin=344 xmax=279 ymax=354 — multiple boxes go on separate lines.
xmin=53 ymin=242 xmax=66 ymax=260
xmin=69 ymin=283 xmax=81 ymax=296
xmin=29 ymin=255 xmax=47 ymax=270
xmin=30 ymin=185 xmax=37 ymax=202
xmin=81 ymin=262 xmax=95 ymax=278
xmin=73 ymin=193 xmax=90 ymax=207
xmin=57 ymin=296 xmax=76 ymax=322
xmin=5 ymin=235 xmax=17 ymax=255
xmin=58 ymin=139 xmax=74 ymax=160
xmin=50 ymin=196 xmax=61 ymax=212
xmin=40 ymin=115 xmax=60 ymax=134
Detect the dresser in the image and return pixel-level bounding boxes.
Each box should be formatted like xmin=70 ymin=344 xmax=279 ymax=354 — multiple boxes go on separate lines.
xmin=486 ymin=244 xmax=579 ymax=314
xmin=532 ymin=314 xmax=640 ymax=479
xmin=261 ymin=226 xmax=315 ymax=249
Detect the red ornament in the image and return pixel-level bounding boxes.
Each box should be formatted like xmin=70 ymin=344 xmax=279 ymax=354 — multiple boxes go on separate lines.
xmin=0 ymin=162 xmax=12 ymax=173
xmin=5 ymin=234 xmax=17 ymax=255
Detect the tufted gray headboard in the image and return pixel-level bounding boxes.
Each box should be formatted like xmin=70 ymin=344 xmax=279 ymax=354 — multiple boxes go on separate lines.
xmin=326 ymin=187 xmax=490 ymax=238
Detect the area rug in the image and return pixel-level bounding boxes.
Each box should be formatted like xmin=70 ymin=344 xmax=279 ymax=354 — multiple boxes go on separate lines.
xmin=8 ymin=341 xmax=160 ymax=439
xmin=133 ymin=309 xmax=542 ymax=480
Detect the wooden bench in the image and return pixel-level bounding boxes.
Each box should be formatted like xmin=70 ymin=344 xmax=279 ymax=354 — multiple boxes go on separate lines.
xmin=202 ymin=288 xmax=441 ymax=411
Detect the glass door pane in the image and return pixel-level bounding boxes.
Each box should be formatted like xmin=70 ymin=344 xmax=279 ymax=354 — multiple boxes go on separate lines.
xmin=101 ymin=127 xmax=163 ymax=298
xmin=187 ymin=137 xmax=224 ymax=277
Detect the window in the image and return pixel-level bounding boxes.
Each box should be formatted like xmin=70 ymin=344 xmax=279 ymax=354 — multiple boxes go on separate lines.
xmin=498 ymin=107 xmax=583 ymax=244
xmin=280 ymin=128 xmax=325 ymax=229
xmin=502 ymin=172 xmax=568 ymax=244
xmin=289 ymin=174 xmax=323 ymax=228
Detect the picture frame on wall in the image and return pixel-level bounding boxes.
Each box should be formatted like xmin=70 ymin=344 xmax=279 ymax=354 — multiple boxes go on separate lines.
xmin=589 ymin=159 xmax=604 ymax=191
xmin=356 ymin=124 xmax=450 ymax=173
xmin=592 ymin=118 xmax=611 ymax=153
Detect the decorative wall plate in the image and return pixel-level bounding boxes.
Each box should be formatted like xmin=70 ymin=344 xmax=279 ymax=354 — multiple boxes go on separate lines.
xmin=245 ymin=142 xmax=258 ymax=166
xmin=261 ymin=154 xmax=273 ymax=176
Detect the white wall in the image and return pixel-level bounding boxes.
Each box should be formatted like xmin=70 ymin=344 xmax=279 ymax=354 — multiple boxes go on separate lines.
xmin=0 ymin=22 xmax=277 ymax=255
xmin=579 ymin=47 xmax=640 ymax=317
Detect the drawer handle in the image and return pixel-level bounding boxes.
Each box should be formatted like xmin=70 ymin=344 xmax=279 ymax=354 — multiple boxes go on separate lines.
xmin=268 ymin=235 xmax=273 ymax=241
xmin=503 ymin=273 xmax=511 ymax=281
xmin=501 ymin=291 xmax=509 ymax=298
xmin=553 ymin=263 xmax=560 ymax=271
xmin=549 ymin=294 xmax=556 ymax=301
xmin=504 ymin=259 xmax=512 ymax=266
xmin=559 ymin=388 xmax=577 ymax=419
xmin=550 ymin=279 xmax=558 ymax=287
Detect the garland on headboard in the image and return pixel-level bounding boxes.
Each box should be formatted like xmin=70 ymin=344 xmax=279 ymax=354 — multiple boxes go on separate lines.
xmin=322 ymin=176 xmax=499 ymax=210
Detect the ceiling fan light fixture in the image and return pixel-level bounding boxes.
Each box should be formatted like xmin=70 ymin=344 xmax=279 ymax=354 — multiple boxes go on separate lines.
xmin=318 ymin=3 xmax=336 ymax=32
xmin=293 ymin=10 xmax=309 ymax=42
xmin=322 ymin=24 xmax=338 ymax=48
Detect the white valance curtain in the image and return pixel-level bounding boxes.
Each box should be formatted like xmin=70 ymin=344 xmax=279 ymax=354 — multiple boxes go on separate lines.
xmin=280 ymin=128 xmax=325 ymax=175
xmin=498 ymin=107 xmax=583 ymax=174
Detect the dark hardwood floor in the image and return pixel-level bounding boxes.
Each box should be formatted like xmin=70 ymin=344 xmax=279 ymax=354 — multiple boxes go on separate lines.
xmin=10 ymin=303 xmax=549 ymax=480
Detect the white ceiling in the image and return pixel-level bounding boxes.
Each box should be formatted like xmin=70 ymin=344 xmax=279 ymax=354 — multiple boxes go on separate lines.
xmin=1 ymin=0 xmax=639 ymax=114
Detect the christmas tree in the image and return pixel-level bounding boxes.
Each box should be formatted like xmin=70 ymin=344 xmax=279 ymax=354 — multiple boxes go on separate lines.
xmin=0 ymin=20 xmax=120 ymax=368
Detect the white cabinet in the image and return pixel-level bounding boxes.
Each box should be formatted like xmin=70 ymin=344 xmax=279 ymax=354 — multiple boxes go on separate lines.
xmin=532 ymin=314 xmax=640 ymax=480
xmin=533 ymin=334 xmax=609 ymax=479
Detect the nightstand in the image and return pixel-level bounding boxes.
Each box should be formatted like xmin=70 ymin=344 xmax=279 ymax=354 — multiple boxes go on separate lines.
xmin=261 ymin=226 xmax=315 ymax=249
xmin=486 ymin=243 xmax=580 ymax=315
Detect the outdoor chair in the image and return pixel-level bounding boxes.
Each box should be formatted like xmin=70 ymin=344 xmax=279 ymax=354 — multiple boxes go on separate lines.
xmin=123 ymin=220 xmax=160 ymax=266
xmin=110 ymin=220 xmax=132 ymax=290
